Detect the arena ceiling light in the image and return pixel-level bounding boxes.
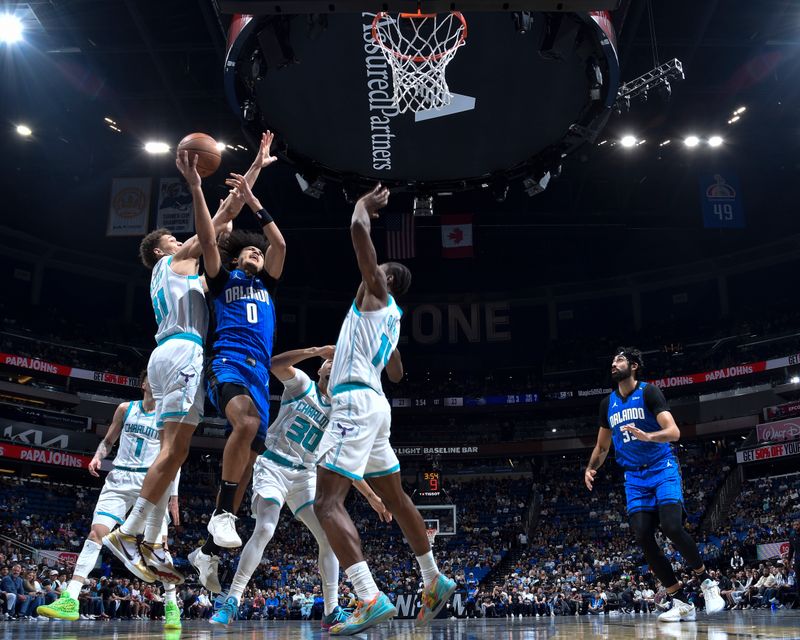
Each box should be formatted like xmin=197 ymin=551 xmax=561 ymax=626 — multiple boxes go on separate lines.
xmin=216 ymin=142 xmax=226 ymax=152
xmin=144 ymin=141 xmax=170 ymax=154
xmin=708 ymin=135 xmax=724 ymax=148
xmin=733 ymin=106 xmax=746 ymax=115
xmin=0 ymin=13 xmax=24 ymax=44
xmin=620 ymin=135 xmax=637 ymax=148
xmin=15 ymin=124 xmax=32 ymax=136
xmin=727 ymin=116 xmax=740 ymax=124
xmin=683 ymin=135 xmax=700 ymax=148
xmin=791 ymin=376 xmax=800 ymax=384
xmin=659 ymin=139 xmax=671 ymax=147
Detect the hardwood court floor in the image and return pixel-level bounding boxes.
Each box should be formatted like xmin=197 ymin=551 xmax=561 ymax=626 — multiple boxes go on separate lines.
xmin=2 ymin=610 xmax=798 ymax=640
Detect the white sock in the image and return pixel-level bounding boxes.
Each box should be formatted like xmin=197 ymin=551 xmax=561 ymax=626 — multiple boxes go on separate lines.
xmin=296 ymin=505 xmax=340 ymax=615
xmin=416 ymin=550 xmax=439 ymax=587
xmin=345 ymin=561 xmax=379 ymax=602
xmin=143 ymin=493 xmax=170 ymax=544
xmin=228 ymin=500 xmax=280 ymax=602
xmin=164 ymin=584 xmax=177 ymax=604
xmin=121 ymin=497 xmax=156 ymax=536
xmin=66 ymin=579 xmax=84 ymax=600
xmin=69 ymin=539 xmax=102 ymax=597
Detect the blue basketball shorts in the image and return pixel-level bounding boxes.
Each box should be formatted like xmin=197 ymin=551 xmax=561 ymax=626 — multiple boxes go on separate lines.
xmin=206 ymin=354 xmax=271 ymax=444
xmin=623 ymin=457 xmax=684 ymax=515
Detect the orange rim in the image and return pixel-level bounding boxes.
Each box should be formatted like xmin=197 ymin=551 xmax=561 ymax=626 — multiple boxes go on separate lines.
xmin=371 ymin=11 xmax=467 ymax=64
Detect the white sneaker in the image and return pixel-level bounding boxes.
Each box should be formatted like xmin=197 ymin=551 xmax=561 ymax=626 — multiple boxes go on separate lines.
xmin=701 ymin=579 xmax=725 ymax=614
xmin=188 ymin=547 xmax=223 ymax=592
xmin=207 ymin=511 xmax=242 ymax=548
xmin=658 ymin=598 xmax=696 ymax=622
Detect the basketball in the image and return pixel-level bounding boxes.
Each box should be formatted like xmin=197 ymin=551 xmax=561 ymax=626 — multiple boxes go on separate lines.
xmin=176 ymin=132 xmax=221 ymax=178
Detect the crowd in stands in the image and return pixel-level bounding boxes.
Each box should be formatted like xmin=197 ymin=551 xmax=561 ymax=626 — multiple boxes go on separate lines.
xmin=0 ymin=444 xmax=797 ymax=623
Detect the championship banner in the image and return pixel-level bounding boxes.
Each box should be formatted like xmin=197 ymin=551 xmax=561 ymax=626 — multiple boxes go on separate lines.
xmin=0 ymin=351 xmax=140 ymax=388
xmin=700 ymin=173 xmax=745 ymax=229
xmin=736 ymin=440 xmax=800 ymax=464
xmin=756 ymin=418 xmax=800 ymax=443
xmin=0 ymin=442 xmax=92 ymax=468
xmin=764 ymin=400 xmax=800 ymax=422
xmin=156 ymin=177 xmax=195 ymax=233
xmin=107 ymin=178 xmax=151 ymax=237
xmin=756 ymin=542 xmax=789 ymax=561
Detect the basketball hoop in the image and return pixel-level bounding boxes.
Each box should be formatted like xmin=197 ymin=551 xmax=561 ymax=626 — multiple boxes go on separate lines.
xmin=371 ymin=9 xmax=467 ymax=113
xmin=425 ymin=527 xmax=438 ymax=546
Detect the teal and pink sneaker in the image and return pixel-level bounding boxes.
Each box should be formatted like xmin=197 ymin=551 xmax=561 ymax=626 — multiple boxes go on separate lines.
xmin=329 ymin=593 xmax=397 ymax=635
xmin=209 ymin=595 xmax=238 ymax=626
xmin=321 ymin=606 xmax=350 ymax=631
xmin=416 ymin=574 xmax=457 ymax=624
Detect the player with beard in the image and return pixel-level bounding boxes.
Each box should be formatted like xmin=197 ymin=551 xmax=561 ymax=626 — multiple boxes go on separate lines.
xmin=584 ymin=347 xmax=725 ymax=623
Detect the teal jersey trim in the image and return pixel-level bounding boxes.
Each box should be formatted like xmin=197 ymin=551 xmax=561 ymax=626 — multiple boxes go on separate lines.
xmin=96 ymin=511 xmax=125 ymax=524
xmin=363 ymin=464 xmax=400 ymax=478
xmin=123 ymin=402 xmax=134 ymax=423
xmin=331 ymin=381 xmax=378 ymax=396
xmin=281 ymin=382 xmax=313 ymax=406
xmin=292 ymin=500 xmax=315 ymax=516
xmin=156 ymin=332 xmax=203 ymax=347
xmin=113 ymin=465 xmax=149 ymax=473
xmin=262 ymin=497 xmax=283 ymax=508
xmin=139 ymin=400 xmax=156 ymax=417
xmin=262 ymin=449 xmax=306 ymax=470
xmin=321 ymin=462 xmax=363 ymax=482
xmin=315 ymin=384 xmax=331 ymax=407
xmin=351 ymin=300 xmax=362 ymax=316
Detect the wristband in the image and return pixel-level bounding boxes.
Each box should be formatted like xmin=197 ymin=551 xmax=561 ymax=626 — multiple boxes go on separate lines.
xmin=253 ymin=208 xmax=274 ymax=226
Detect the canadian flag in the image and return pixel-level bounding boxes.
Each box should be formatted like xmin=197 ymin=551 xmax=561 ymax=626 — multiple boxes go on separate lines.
xmin=441 ymin=214 xmax=474 ymax=258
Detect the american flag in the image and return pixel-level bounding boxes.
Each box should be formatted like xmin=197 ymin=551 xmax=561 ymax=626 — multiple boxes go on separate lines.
xmin=385 ymin=212 xmax=415 ymax=260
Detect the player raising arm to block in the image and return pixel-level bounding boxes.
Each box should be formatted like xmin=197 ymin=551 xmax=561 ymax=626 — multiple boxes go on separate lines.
xmin=314 ymin=185 xmax=455 ymax=636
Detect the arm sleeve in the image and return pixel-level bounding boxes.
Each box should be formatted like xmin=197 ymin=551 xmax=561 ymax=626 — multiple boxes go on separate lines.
xmin=205 ymin=265 xmax=230 ymax=297
xmin=280 ymin=369 xmax=312 ymax=399
xmin=644 ymin=384 xmax=670 ymax=416
xmin=598 ymin=397 xmax=611 ymax=429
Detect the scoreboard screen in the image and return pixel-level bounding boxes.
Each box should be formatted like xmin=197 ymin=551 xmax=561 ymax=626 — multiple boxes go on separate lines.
xmin=418 ymin=470 xmax=443 ymax=499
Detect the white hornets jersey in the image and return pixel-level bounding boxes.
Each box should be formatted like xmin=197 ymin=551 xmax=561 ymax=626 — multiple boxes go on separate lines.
xmin=329 ymin=296 xmax=403 ymax=396
xmin=262 ymin=369 xmax=331 ymax=467
xmin=149 ymin=256 xmax=208 ymax=345
xmin=112 ymin=401 xmax=160 ymax=469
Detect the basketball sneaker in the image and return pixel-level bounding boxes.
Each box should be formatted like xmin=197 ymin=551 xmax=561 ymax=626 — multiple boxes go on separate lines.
xmin=188 ymin=547 xmax=222 ymax=593
xmin=207 ymin=511 xmax=242 ymax=548
xmin=210 ymin=595 xmax=238 ymax=626
xmin=37 ymin=592 xmax=79 ymax=621
xmin=141 ymin=542 xmax=184 ymax=585
xmin=164 ymin=601 xmax=182 ymax=630
xmin=658 ymin=597 xmax=696 ymax=622
xmin=102 ymin=530 xmax=156 ymax=582
xmin=321 ymin=606 xmax=350 ymax=630
xmin=700 ymin=579 xmax=725 ymax=614
xmin=329 ymin=593 xmax=397 ymax=635
xmin=416 ymin=573 xmax=457 ymax=624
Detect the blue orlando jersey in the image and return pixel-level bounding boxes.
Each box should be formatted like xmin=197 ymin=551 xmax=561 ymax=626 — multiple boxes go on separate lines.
xmin=206 ymin=266 xmax=277 ymax=365
xmin=600 ymin=382 xmax=674 ymax=470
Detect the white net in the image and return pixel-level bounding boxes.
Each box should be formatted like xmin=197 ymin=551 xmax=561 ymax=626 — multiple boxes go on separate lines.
xmin=425 ymin=528 xmax=438 ymax=546
xmin=371 ymin=11 xmax=467 ymax=114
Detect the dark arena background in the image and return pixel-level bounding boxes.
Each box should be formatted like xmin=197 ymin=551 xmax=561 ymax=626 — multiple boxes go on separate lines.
xmin=1 ymin=0 xmax=799 ymax=639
